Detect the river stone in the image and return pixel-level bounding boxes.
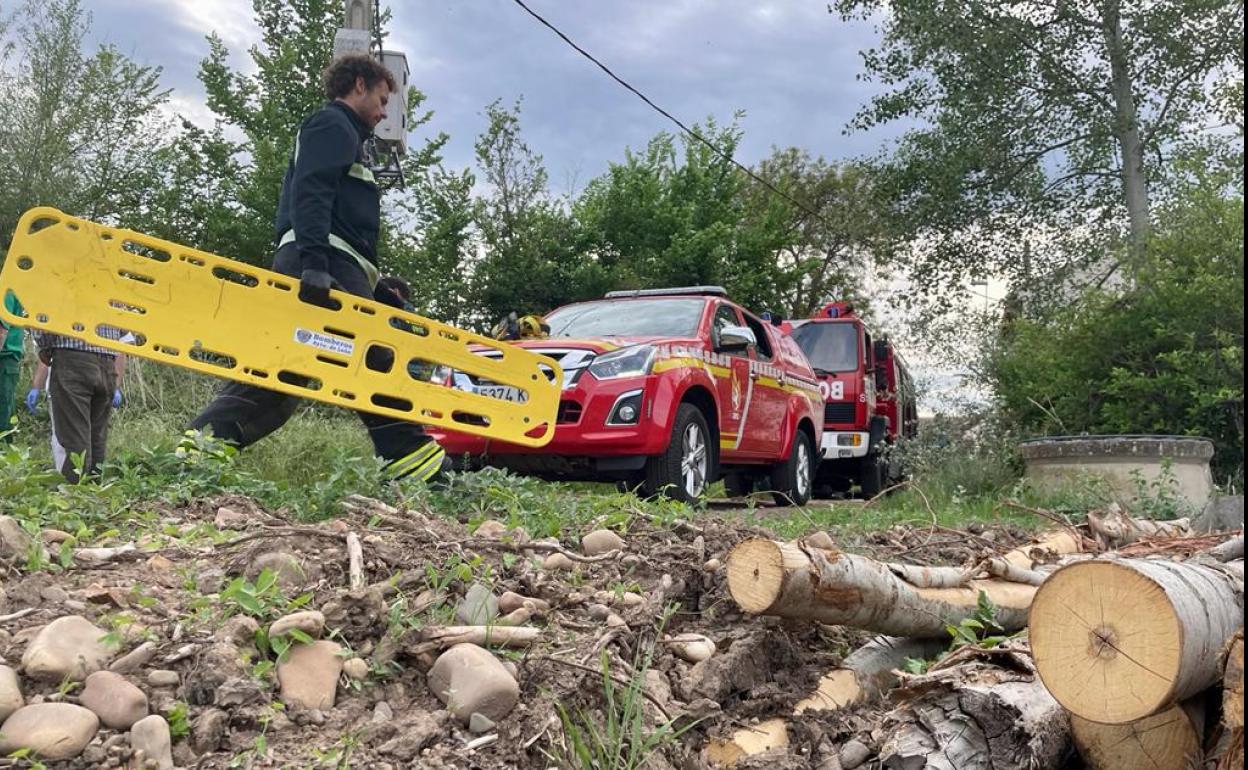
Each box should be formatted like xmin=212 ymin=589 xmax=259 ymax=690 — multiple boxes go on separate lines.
xmin=0 ymin=516 xmax=33 ymax=560
xmin=269 ymin=610 xmax=325 ymax=640
xmin=427 ymin=643 xmax=519 ymax=724
xmin=130 ymin=714 xmax=174 ymax=770
xmin=277 ymin=640 xmax=344 ymax=710
xmin=0 ymin=702 xmax=99 ymax=760
xmin=581 ymin=528 xmax=625 ymax=555
xmin=455 ymin=583 xmax=498 ymax=625
xmin=79 ymin=669 xmax=149 ymax=729
xmin=20 ymin=615 xmax=114 ymax=681
xmin=0 ymin=665 xmax=23 ymax=721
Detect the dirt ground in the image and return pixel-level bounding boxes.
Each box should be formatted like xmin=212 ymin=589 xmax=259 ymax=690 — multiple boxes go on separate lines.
xmin=0 ymin=494 xmax=1036 ymax=769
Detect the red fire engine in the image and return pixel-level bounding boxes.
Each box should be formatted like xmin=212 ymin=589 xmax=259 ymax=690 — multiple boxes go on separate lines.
xmin=787 ymin=301 xmax=918 ymax=497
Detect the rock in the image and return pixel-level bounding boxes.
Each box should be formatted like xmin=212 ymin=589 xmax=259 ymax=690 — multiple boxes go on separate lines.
xmin=372 ymin=701 xmax=394 ymax=723
xmin=20 ymin=615 xmax=114 ymax=681
xmin=474 ymin=520 xmax=508 ymax=537
xmin=498 ymin=607 xmax=532 ymax=626
xmin=39 ymin=584 xmax=70 ymax=604
xmin=543 ymin=553 xmax=575 ymax=571
xmin=342 ymin=658 xmax=369 ymax=681
xmin=213 ymin=505 xmax=250 ymax=529
xmin=248 ymin=551 xmax=307 ymax=591
xmin=215 ymin=615 xmax=260 ymax=647
xmin=184 ymin=642 xmax=248 ymax=706
xmin=0 ymin=516 xmax=34 ymax=560
xmin=0 ymin=665 xmax=23 ymax=721
xmin=41 ymin=528 xmax=74 ymax=544
xmin=130 ymin=714 xmax=174 ymax=770
xmin=621 ymin=591 xmax=646 ymax=607
xmin=194 ymin=566 xmax=226 ymax=594
xmin=587 ymin=603 xmax=612 ymax=621
xmin=79 ymin=670 xmax=149 ymax=729
xmin=277 ymin=640 xmax=344 ymax=710
xmin=215 ymin=676 xmax=267 ymax=707
xmin=667 ymin=633 xmax=716 ymax=663
xmin=147 ymin=670 xmax=180 ymax=688
xmin=109 ymin=641 xmax=158 ymax=673
xmin=376 ymin=711 xmax=449 ymax=761
xmin=145 ymin=554 xmax=175 ymax=574
xmin=1195 ymin=495 xmax=1244 ymax=532
xmin=322 ymin=586 xmax=387 ymax=643
xmin=840 ymin=739 xmax=871 ymax=769
xmin=468 ymin=712 xmax=496 ymax=734
xmin=581 ymin=528 xmax=625 ymax=555
xmin=269 ymin=610 xmax=325 ymax=640
xmin=498 ymin=591 xmax=551 ymax=614
xmin=455 ymin=583 xmax=498 ymax=625
xmin=703 ymin=558 xmax=721 ymax=572
xmin=427 ymin=644 xmax=520 ymax=724
xmin=0 ymin=702 xmax=99 ymax=760
xmin=804 ymin=530 xmax=836 ymax=550
xmin=606 ymin=614 xmax=628 ymax=629
xmin=190 ymin=708 xmax=229 ymax=754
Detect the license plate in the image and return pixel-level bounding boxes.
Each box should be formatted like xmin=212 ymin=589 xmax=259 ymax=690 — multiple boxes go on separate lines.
xmin=476 ymin=385 xmax=527 ymax=403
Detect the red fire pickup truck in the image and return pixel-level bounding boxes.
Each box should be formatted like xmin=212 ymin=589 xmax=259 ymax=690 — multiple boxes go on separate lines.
xmin=432 ymin=287 xmax=825 ymax=505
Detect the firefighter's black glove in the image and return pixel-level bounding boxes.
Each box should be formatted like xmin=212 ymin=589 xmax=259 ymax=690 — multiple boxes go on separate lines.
xmin=298 ymin=269 xmax=338 ymax=308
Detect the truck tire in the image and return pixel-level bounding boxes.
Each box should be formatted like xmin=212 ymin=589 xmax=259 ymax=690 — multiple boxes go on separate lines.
xmin=857 ymin=453 xmax=885 ymax=499
xmin=770 ymin=430 xmax=815 ymax=507
xmin=643 ymin=403 xmax=713 ymax=504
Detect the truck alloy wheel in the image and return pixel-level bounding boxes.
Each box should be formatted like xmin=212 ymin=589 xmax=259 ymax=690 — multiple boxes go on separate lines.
xmin=770 ymin=430 xmax=815 ymax=507
xmin=644 ymin=403 xmax=713 ymax=504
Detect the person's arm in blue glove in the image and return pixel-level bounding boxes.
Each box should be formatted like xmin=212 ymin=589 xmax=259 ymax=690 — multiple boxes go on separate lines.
xmin=112 ymin=354 xmax=126 ymax=408
xmin=26 ymin=360 xmax=49 ymax=413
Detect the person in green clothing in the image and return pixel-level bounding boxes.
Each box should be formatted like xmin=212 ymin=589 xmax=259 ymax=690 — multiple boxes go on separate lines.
xmin=0 ymin=289 xmax=25 ymax=440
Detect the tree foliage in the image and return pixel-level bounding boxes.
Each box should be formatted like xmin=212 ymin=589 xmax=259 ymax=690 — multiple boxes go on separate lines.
xmin=0 ymin=0 xmax=169 ymax=250
xmin=837 ymin=0 xmax=1244 ymax=293
xmin=986 ymin=156 xmax=1244 ymax=477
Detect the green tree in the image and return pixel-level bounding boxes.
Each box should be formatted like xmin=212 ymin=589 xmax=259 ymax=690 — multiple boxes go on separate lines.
xmin=741 ymin=149 xmax=890 ymax=318
xmin=470 ymin=99 xmax=599 ymax=323
xmin=836 ymin=0 xmax=1244 ymax=288
xmin=0 ymin=0 xmax=170 ymax=249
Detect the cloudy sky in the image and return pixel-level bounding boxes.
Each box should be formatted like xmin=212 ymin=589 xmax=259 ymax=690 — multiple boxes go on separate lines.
xmin=83 ymin=0 xmax=906 ymax=190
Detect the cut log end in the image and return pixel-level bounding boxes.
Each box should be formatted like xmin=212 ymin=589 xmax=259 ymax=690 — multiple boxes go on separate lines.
xmin=1071 ymin=705 xmax=1201 ymax=770
xmin=1031 ymin=560 xmax=1183 ymax=723
xmin=726 ymin=539 xmax=789 ymax=614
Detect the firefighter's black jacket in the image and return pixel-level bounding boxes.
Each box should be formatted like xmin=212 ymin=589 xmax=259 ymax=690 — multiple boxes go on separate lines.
xmin=275 ymin=100 xmax=380 ymax=276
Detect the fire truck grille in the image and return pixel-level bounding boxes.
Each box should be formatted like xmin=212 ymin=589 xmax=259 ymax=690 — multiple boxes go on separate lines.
xmin=824 ymin=403 xmax=856 ymax=424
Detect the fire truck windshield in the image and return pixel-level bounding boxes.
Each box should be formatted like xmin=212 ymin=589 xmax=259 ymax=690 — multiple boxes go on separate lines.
xmin=545 ymin=298 xmax=705 ymax=338
xmin=792 ymin=322 xmax=860 ymax=373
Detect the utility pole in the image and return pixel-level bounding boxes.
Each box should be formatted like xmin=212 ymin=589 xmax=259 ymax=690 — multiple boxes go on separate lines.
xmin=333 ymin=0 xmax=409 ymax=187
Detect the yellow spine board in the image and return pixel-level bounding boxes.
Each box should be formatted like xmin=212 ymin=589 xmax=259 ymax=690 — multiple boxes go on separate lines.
xmin=0 ymin=208 xmax=560 ymax=447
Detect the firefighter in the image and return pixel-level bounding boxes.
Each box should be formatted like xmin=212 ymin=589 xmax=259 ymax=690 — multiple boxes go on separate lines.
xmin=189 ymin=54 xmax=447 ymax=484
xmin=491 ymin=312 xmax=549 ymax=341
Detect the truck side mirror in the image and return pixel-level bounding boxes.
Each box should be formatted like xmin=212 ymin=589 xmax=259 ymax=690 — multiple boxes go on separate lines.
xmin=717 ymin=325 xmax=756 ymax=354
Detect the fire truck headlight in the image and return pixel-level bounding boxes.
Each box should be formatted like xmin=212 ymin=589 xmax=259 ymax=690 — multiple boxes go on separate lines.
xmin=588 ymin=345 xmax=656 ymax=380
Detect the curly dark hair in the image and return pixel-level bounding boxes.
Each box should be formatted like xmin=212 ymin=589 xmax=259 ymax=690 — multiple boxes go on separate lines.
xmin=323 ymin=54 xmax=396 ymax=100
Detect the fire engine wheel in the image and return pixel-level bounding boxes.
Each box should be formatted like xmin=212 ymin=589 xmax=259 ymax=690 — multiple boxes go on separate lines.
xmin=857 ymin=453 xmax=886 ymax=499
xmin=770 ymin=430 xmax=815 ymax=507
xmin=644 ymin=404 xmax=713 ymax=504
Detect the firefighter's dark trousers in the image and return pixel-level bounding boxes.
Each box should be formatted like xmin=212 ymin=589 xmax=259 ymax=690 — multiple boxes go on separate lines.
xmin=189 ymin=244 xmax=445 ymax=481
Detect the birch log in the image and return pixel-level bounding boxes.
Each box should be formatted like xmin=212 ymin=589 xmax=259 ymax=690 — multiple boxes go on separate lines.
xmin=1030 ymin=557 xmax=1243 ymax=723
xmin=726 ymin=539 xmax=1036 ymax=636
xmin=1071 ymin=700 xmax=1204 ymax=770
xmin=878 ymin=650 xmax=1071 ymax=770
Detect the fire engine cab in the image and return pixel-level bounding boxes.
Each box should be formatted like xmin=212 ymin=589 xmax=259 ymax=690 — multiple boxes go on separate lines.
xmin=432 ymin=287 xmax=825 ymax=505
xmin=788 ymin=301 xmax=918 ymax=497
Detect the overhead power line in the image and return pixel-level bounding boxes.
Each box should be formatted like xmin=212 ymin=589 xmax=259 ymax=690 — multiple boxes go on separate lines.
xmin=507 ymin=0 xmax=824 ymax=222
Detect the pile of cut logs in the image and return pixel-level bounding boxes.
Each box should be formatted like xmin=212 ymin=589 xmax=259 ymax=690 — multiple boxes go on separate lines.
xmin=714 ymin=506 xmax=1245 ymax=770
